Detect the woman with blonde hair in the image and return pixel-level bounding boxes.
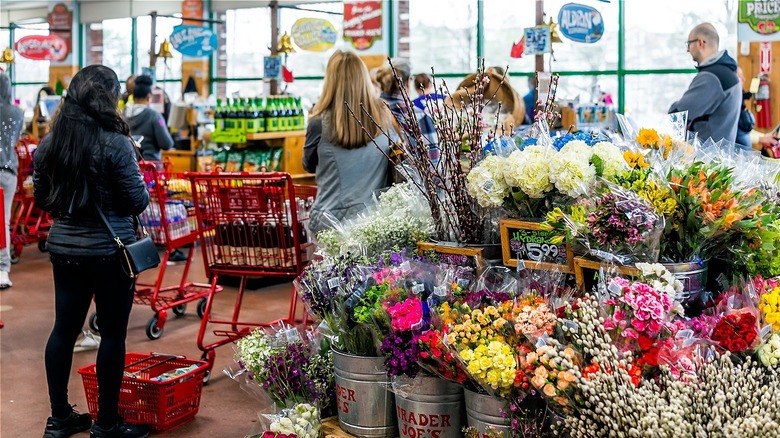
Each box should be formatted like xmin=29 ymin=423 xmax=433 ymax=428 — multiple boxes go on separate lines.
xmin=303 ymin=50 xmax=395 ymax=234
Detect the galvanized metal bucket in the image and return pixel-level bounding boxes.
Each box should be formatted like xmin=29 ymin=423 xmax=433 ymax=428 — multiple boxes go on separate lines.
xmin=662 ymin=261 xmax=708 ymax=302
xmin=393 ymin=375 xmax=465 ymax=438
xmin=332 ymin=349 xmax=398 ymax=437
xmin=464 ymin=388 xmax=510 ymax=437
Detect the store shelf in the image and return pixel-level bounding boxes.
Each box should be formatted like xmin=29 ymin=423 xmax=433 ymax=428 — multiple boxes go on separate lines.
xmin=246 ymin=130 xmax=306 ymax=140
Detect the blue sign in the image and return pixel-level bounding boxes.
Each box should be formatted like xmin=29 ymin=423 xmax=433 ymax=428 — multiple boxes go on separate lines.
xmin=557 ymin=3 xmax=604 ymax=44
xmin=264 ymin=56 xmax=282 ymax=80
xmin=169 ymin=25 xmax=217 ymax=57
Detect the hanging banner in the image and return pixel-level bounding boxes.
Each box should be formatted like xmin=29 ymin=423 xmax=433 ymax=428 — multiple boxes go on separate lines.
xmin=170 ymin=25 xmax=217 ymax=57
xmin=15 ymin=34 xmax=68 ymax=61
xmin=292 ymin=18 xmax=337 ymax=52
xmin=557 ymin=3 xmax=604 ymax=43
xmin=47 ymin=3 xmax=72 ymax=57
xmin=343 ymin=0 xmax=382 ymax=50
xmin=738 ymin=0 xmax=780 ymax=41
xmin=181 ymin=0 xmax=203 ymax=25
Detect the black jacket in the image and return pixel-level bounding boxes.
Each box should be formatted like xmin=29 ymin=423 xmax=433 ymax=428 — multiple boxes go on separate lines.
xmin=33 ymin=131 xmax=149 ymax=256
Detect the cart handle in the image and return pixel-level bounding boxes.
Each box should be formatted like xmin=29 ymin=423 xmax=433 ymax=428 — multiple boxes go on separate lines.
xmin=124 ymin=353 xmax=184 ymax=376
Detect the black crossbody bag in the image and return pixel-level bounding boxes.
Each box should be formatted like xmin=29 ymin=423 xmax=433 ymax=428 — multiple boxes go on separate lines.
xmin=94 ymin=205 xmax=160 ymax=277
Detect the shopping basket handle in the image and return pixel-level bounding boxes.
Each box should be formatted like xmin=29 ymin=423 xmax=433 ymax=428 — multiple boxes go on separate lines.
xmin=124 ymin=353 xmax=184 ymax=374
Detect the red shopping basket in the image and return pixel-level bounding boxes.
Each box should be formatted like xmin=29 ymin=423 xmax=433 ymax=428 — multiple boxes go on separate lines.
xmin=78 ymin=353 xmax=208 ymax=432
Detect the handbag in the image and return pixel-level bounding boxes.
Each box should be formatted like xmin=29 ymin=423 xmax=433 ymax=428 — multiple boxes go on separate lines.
xmin=94 ymin=204 xmax=160 ymax=277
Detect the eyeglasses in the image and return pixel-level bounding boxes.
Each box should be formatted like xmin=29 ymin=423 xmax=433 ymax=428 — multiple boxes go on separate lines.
xmin=685 ymin=39 xmax=701 ymax=48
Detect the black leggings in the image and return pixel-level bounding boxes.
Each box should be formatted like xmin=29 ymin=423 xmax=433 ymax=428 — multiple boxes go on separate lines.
xmin=45 ymin=253 xmax=134 ymax=428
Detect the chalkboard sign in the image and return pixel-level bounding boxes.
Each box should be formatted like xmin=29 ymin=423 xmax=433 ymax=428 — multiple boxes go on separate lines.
xmin=499 ymin=219 xmax=574 ymax=273
xmin=417 ymin=241 xmax=485 ymax=272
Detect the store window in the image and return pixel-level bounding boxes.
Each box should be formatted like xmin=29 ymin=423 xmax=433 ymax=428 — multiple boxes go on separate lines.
xmin=623 ymin=73 xmax=697 ymax=127
xmin=408 ymin=0 xmax=477 ymax=74
xmin=136 ymin=15 xmax=184 ymax=91
xmin=224 ymin=7 xmax=271 ymax=79
xmin=101 ymin=17 xmax=132 ymax=80
xmin=483 ymin=1 xmax=535 ymax=75
xmin=624 ymin=0 xmax=738 ymax=70
xmin=13 ymin=23 xmax=50 ymax=84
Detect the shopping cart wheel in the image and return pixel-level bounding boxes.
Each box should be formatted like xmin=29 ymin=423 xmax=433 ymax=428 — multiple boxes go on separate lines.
xmin=172 ymin=303 xmax=187 ymax=316
xmin=197 ymin=298 xmax=208 ymax=319
xmin=200 ymin=352 xmax=213 ymax=385
xmin=88 ymin=312 xmax=99 ymax=333
xmin=145 ymin=316 xmax=164 ymax=340
xmin=38 ymin=240 xmax=48 ymax=252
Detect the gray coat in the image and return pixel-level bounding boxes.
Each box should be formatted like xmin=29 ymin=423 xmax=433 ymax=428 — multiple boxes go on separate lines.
xmin=302 ymin=112 xmax=392 ymax=235
xmin=0 ymin=74 xmax=24 ymax=174
xmin=669 ymin=50 xmax=742 ymax=143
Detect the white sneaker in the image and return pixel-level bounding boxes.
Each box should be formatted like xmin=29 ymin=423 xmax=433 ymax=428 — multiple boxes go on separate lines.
xmin=0 ymin=272 xmax=12 ymax=289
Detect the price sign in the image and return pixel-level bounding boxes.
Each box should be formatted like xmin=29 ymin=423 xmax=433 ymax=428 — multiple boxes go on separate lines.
xmin=499 ymin=219 xmax=574 ymax=273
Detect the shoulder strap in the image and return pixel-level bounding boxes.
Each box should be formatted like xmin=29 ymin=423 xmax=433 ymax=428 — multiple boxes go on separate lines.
xmin=93 ymin=202 xmax=125 ymax=249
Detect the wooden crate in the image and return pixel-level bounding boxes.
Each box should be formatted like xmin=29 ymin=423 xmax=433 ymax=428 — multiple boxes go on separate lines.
xmin=572 ymin=256 xmax=640 ymax=292
xmin=322 ymin=416 xmax=357 ymax=438
xmin=499 ymin=219 xmax=574 ymax=273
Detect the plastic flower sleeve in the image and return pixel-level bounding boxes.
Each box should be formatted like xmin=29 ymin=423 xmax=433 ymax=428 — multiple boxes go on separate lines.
xmin=711 ymin=282 xmax=762 ymax=356
xmin=249 ymin=403 xmax=322 ymax=438
xmin=467 ymin=265 xmax=518 ymax=307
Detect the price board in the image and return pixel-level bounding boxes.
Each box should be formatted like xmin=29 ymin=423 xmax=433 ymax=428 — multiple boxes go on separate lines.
xmin=499 ymin=219 xmax=574 ymax=273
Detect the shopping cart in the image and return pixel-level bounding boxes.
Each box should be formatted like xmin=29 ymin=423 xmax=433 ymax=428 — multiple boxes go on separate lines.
xmin=9 ymin=135 xmax=51 ymax=263
xmin=187 ymin=171 xmax=316 ymax=378
xmin=88 ymin=162 xmax=222 ymax=340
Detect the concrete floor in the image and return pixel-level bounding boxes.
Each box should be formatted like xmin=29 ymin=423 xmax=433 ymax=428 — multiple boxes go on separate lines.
xmin=0 ymin=245 xmax=302 ymax=437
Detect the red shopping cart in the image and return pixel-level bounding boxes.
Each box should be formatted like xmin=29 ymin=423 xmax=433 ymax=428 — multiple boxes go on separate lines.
xmin=88 ymin=162 xmax=222 ymax=340
xmin=187 ymin=171 xmax=316 ymax=378
xmin=9 ymin=135 xmax=51 ymax=263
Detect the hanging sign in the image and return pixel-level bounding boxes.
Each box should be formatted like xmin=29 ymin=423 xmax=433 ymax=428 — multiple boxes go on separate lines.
xmin=264 ymin=56 xmax=282 ymax=80
xmin=343 ymin=0 xmax=382 ymax=50
xmin=557 ymin=3 xmax=604 ymax=43
xmin=181 ymin=0 xmax=203 ymax=25
xmin=170 ymin=25 xmax=217 ymax=57
xmin=739 ymin=0 xmax=780 ymax=34
xmin=47 ymin=3 xmax=72 ymax=57
xmin=291 ymin=18 xmax=337 ymax=52
xmin=15 ymin=34 xmax=68 ymax=61
xmin=524 ymin=26 xmax=552 ymax=55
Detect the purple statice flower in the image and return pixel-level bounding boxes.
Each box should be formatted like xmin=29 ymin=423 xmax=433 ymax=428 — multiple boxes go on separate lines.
xmin=381 ymin=331 xmax=420 ymax=378
xmin=262 ymin=342 xmax=317 ymax=406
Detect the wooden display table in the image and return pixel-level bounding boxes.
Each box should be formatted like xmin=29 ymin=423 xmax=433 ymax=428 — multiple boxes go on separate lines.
xmin=322 ymin=416 xmax=356 ymax=438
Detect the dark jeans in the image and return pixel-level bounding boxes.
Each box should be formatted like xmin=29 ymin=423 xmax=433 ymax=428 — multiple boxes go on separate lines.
xmin=45 ymin=253 xmax=134 ymax=427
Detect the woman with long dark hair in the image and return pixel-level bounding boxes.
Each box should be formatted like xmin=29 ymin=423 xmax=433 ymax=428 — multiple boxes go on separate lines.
xmin=34 ymin=65 xmax=150 ymax=438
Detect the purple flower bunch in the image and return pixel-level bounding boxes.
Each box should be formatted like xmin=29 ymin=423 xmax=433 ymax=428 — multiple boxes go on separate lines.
xmin=297 ymin=254 xmax=365 ymax=320
xmin=381 ymin=331 xmax=421 ymax=378
xmin=587 ymin=192 xmax=659 ymax=247
xmin=262 ymin=342 xmax=318 ymax=407
xmin=463 ymin=289 xmax=512 ymax=307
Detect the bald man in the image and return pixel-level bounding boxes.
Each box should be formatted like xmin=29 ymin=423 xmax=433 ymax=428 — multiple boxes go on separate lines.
xmin=669 ymin=23 xmax=741 ymax=143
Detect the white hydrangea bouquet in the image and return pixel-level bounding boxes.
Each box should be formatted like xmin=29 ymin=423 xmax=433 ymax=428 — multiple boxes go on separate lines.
xmin=466 ymin=125 xmax=628 ymax=218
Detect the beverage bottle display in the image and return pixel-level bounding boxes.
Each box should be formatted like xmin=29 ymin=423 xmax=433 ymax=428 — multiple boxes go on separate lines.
xmin=279 ymin=97 xmax=290 ymax=131
xmin=245 ymin=98 xmax=258 ymax=133
xmin=214 ymin=98 xmax=225 ymax=132
xmin=235 ymin=99 xmax=246 ymax=133
xmin=268 ymin=97 xmax=279 ymax=132
xmin=254 ymin=97 xmax=265 ymax=133
xmin=296 ymin=97 xmax=305 ymax=129
xmin=291 ymin=97 xmax=301 ymax=131
xmin=224 ymin=98 xmax=235 ymax=131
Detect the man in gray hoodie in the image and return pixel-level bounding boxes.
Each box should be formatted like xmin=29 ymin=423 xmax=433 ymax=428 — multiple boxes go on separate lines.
xmin=0 ymin=73 xmax=24 ymax=289
xmin=669 ymin=23 xmax=741 ymax=143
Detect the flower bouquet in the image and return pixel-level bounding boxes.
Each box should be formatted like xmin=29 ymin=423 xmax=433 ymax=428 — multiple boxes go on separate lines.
xmin=255 ymin=403 xmax=321 ymax=438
